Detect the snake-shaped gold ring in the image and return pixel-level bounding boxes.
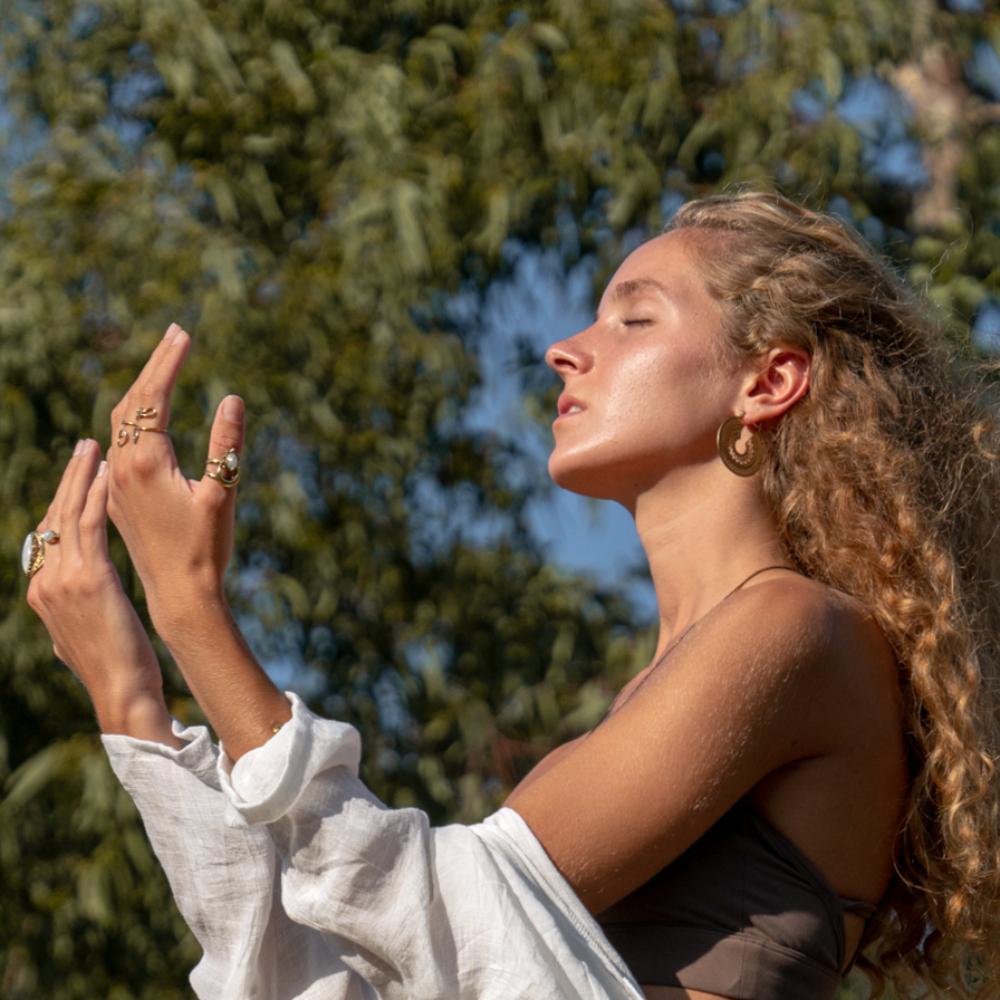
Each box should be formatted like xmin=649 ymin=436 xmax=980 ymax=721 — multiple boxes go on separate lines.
xmin=116 ymin=407 xmax=169 ymax=446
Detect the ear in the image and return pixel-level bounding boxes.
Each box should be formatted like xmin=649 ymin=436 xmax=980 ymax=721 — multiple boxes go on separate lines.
xmin=740 ymin=346 xmax=811 ymax=426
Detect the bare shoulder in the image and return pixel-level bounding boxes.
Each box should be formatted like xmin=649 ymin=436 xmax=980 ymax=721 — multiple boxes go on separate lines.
xmin=723 ymin=572 xmax=895 ymax=671
xmin=719 ymin=573 xmax=901 ymax=735
xmin=679 ymin=571 xmax=897 ymax=714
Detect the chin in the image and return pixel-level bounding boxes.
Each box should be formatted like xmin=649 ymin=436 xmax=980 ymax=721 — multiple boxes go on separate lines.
xmin=547 ymin=453 xmax=636 ymax=504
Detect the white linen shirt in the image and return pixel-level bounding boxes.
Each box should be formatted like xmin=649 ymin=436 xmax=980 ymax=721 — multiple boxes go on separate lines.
xmin=101 ymin=691 xmax=645 ymax=1000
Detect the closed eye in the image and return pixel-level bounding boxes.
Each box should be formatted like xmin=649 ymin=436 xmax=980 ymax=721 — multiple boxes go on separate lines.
xmin=623 ymin=318 xmax=653 ymax=327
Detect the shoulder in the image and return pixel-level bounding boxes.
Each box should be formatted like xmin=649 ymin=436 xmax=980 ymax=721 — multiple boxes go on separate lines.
xmin=706 ymin=572 xmax=892 ymax=674
xmin=695 ymin=574 xmax=899 ymax=740
xmin=601 ymin=573 xmax=890 ymax=773
xmin=651 ymin=573 xmax=896 ymax=735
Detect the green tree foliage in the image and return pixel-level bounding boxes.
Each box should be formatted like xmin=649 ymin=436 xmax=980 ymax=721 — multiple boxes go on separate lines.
xmin=0 ymin=1 xmax=996 ymax=995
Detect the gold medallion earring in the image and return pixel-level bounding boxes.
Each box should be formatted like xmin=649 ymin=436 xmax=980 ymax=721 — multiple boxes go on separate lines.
xmin=717 ymin=411 xmax=765 ymax=476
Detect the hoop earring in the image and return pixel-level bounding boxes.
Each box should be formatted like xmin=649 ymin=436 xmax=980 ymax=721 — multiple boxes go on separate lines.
xmin=717 ymin=412 xmax=765 ymax=477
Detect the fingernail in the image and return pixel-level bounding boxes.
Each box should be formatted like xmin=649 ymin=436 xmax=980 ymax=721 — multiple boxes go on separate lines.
xmin=97 ymin=460 xmax=108 ymax=478
xmin=73 ymin=440 xmax=84 ymax=456
xmin=223 ymin=395 xmax=242 ymax=420
xmin=164 ymin=322 xmax=179 ymax=341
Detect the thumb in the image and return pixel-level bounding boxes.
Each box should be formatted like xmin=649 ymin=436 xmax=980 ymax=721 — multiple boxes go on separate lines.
xmin=201 ymin=394 xmax=245 ymax=494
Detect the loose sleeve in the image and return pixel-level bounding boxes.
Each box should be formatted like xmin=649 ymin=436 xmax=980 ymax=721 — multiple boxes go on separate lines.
xmin=101 ymin=719 xmax=371 ymax=1000
xmin=215 ymin=691 xmax=645 ymax=1000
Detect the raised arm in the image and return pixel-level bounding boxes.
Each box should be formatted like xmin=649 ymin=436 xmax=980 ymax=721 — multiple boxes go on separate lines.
xmin=93 ymin=328 xmax=650 ymax=998
xmin=24 ymin=436 xmax=183 ymax=749
xmin=20 ymin=438 xmax=328 ymax=998
xmin=104 ymin=323 xmax=290 ymax=759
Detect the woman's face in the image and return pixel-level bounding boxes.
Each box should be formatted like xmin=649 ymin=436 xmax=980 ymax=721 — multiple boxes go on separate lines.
xmin=544 ymin=230 xmax=740 ymax=505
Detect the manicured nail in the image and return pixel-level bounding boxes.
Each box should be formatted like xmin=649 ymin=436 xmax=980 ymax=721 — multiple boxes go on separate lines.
xmin=222 ymin=395 xmax=242 ymax=420
xmin=97 ymin=460 xmax=108 ymax=478
xmin=73 ymin=440 xmax=84 ymax=456
xmin=164 ymin=322 xmax=180 ymax=341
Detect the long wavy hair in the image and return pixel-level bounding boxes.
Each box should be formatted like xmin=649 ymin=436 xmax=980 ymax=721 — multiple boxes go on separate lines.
xmin=665 ymin=190 xmax=1000 ymax=998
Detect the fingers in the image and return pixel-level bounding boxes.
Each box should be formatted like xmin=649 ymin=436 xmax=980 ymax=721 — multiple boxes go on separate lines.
xmin=42 ymin=441 xmax=79 ymax=522
xmin=132 ymin=323 xmax=189 ymax=406
xmin=30 ymin=439 xmax=97 ymax=588
xmin=110 ymin=323 xmax=191 ymax=443
xmin=134 ymin=324 xmax=191 ymax=427
xmin=200 ymin=395 xmax=245 ymax=500
xmin=59 ymin=440 xmax=103 ymax=558
xmin=78 ymin=459 xmax=111 ymax=561
xmin=127 ymin=323 xmax=180 ymax=392
xmin=37 ymin=440 xmax=84 ymax=569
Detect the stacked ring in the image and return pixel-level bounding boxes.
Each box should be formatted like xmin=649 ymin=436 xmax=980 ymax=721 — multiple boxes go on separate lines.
xmin=21 ymin=529 xmax=60 ymax=577
xmin=206 ymin=447 xmax=241 ymax=488
xmin=117 ymin=406 xmax=169 ymax=446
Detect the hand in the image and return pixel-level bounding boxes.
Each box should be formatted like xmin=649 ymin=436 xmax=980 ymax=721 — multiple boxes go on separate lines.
xmin=106 ymin=323 xmax=245 ymax=623
xmin=25 ymin=439 xmax=170 ymax=734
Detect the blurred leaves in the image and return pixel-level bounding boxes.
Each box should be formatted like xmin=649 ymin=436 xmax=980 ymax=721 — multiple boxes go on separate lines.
xmin=0 ymin=0 xmax=997 ymax=995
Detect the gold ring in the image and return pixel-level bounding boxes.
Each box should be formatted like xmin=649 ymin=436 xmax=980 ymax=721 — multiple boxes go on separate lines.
xmin=21 ymin=528 xmax=61 ymax=577
xmin=116 ymin=407 xmax=169 ymax=446
xmin=205 ymin=447 xmax=241 ymax=488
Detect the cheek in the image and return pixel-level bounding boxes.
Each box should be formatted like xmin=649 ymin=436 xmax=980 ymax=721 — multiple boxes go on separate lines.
xmin=606 ymin=344 xmax=704 ymax=429
xmin=548 ymin=336 xmax=724 ymax=494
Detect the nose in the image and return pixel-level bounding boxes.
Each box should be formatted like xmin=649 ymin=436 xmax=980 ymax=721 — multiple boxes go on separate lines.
xmin=544 ymin=331 xmax=593 ymax=378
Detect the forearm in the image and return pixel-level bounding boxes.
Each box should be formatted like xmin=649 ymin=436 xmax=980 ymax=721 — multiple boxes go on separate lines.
xmin=148 ymin=587 xmax=292 ymax=761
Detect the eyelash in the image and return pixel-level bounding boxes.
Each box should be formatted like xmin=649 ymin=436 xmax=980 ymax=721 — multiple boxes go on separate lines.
xmin=623 ymin=318 xmax=652 ymax=327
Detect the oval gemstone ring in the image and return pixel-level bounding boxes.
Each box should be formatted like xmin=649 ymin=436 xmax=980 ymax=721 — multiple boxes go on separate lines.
xmin=21 ymin=529 xmax=60 ymax=577
xmin=205 ymin=447 xmax=241 ymax=488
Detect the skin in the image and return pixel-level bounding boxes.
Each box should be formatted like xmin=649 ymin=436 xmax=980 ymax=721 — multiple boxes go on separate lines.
xmin=27 ymin=234 xmax=908 ymax=1000
xmin=26 ymin=439 xmax=178 ymax=744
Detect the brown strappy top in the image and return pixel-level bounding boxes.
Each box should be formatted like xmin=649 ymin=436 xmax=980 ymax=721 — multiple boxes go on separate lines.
xmin=595 ymin=798 xmax=877 ymax=998
xmin=593 ymin=565 xmax=880 ymax=999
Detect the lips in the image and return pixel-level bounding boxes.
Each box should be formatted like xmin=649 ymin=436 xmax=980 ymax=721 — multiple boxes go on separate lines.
xmin=557 ymin=395 xmax=586 ymax=417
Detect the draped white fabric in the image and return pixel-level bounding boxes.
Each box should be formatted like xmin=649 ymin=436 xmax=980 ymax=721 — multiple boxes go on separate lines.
xmin=101 ymin=691 xmax=644 ymax=1000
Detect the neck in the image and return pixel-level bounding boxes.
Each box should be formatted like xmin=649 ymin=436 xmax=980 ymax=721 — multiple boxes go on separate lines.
xmin=628 ymin=459 xmax=793 ymax=662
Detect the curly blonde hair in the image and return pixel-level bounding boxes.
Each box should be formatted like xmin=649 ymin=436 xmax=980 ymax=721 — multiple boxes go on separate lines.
xmin=665 ymin=190 xmax=1000 ymax=998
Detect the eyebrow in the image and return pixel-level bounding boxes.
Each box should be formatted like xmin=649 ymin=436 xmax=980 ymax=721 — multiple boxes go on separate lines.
xmin=596 ymin=277 xmax=674 ymax=319
xmin=609 ymin=277 xmax=672 ymax=302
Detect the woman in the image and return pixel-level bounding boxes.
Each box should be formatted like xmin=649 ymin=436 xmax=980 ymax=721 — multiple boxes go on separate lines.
xmin=23 ymin=191 xmax=1000 ymax=999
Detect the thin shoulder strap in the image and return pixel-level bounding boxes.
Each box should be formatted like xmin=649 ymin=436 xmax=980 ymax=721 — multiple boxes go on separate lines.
xmin=645 ymin=563 xmax=801 ymax=669
xmin=593 ymin=564 xmax=802 ymax=729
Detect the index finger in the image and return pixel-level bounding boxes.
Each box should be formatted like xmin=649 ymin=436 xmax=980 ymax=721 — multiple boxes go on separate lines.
xmin=128 ymin=323 xmax=182 ymax=398
xmin=115 ymin=324 xmax=191 ymax=433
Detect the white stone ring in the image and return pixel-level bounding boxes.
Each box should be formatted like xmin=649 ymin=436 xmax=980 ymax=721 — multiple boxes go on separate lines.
xmin=205 ymin=447 xmax=241 ymax=488
xmin=21 ymin=528 xmax=60 ymax=577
